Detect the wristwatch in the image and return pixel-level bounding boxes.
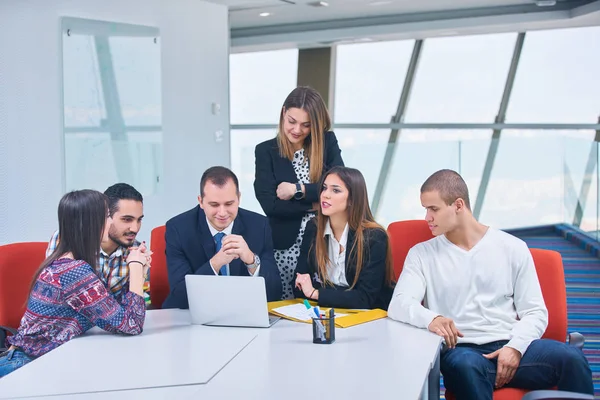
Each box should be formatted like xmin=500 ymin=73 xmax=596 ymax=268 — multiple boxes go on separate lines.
xmin=294 ymin=183 xmax=304 ymax=200
xmin=246 ymin=253 xmax=261 ymax=269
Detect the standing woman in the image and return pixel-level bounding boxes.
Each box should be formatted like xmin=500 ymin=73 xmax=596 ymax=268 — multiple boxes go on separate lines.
xmin=0 ymin=190 xmax=147 ymax=378
xmin=254 ymin=86 xmax=344 ymax=299
xmin=293 ymin=166 xmax=395 ymax=310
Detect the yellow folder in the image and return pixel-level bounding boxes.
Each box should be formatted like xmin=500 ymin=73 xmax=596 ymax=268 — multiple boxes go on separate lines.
xmin=267 ymin=299 xmax=387 ymax=328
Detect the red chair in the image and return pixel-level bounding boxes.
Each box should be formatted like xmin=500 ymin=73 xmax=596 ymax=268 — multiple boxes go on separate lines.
xmin=386 ymin=221 xmax=581 ymax=400
xmin=0 ymin=242 xmax=48 ymax=351
xmin=387 ymin=220 xmax=434 ymax=281
xmin=150 ymin=225 xmax=169 ymax=309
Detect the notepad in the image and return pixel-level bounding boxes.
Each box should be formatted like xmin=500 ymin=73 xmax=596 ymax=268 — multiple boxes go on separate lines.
xmin=271 ymin=304 xmax=313 ymax=322
xmin=271 ymin=304 xmax=348 ymax=322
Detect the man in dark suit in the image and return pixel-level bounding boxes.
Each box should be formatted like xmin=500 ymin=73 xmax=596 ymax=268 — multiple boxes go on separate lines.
xmin=162 ymin=166 xmax=282 ymax=309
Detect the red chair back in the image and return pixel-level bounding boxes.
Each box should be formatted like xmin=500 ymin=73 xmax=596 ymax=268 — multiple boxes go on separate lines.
xmin=530 ymin=248 xmax=567 ymax=342
xmin=150 ymin=226 xmax=169 ymax=309
xmin=387 ymin=220 xmax=434 ymax=280
xmin=0 ymin=242 xmax=48 ymax=329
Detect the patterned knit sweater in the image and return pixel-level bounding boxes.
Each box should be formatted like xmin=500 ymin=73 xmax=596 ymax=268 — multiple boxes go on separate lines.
xmin=8 ymin=258 xmax=146 ymax=357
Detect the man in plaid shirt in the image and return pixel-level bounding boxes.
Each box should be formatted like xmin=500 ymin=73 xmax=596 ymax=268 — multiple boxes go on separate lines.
xmin=46 ymin=183 xmax=151 ymax=306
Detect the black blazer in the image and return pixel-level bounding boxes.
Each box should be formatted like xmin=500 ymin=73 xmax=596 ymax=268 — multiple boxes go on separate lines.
xmin=162 ymin=206 xmax=282 ymax=309
xmin=292 ymin=220 xmax=394 ymax=310
xmin=254 ymin=131 xmax=344 ymax=250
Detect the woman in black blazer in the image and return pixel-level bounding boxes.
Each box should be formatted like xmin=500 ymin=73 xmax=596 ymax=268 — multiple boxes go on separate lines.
xmin=293 ymin=166 xmax=395 ymax=310
xmin=254 ymin=86 xmax=344 ymax=299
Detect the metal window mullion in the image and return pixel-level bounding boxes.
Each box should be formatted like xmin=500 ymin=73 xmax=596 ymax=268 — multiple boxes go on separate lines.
xmin=230 ymin=123 xmax=600 ymax=130
xmin=371 ymin=39 xmax=424 ymax=216
xmin=572 ymin=116 xmax=600 ymax=227
xmin=472 ymin=32 xmax=526 ymax=219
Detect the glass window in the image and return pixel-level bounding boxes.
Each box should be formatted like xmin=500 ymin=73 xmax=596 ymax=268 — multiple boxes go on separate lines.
xmin=334 ymin=40 xmax=414 ymax=123
xmin=478 ymin=130 xmax=566 ymax=228
xmin=230 ymin=129 xmax=278 ymax=214
xmin=62 ymin=18 xmax=162 ymax=196
xmin=377 ymin=130 xmax=491 ymax=227
xmin=405 ymin=33 xmax=516 ymax=123
xmin=230 ymin=49 xmax=298 ymax=124
xmin=562 ymin=131 xmax=598 ymax=235
xmin=507 ymin=26 xmax=600 ymax=123
xmin=333 ymin=129 xmax=390 ymax=201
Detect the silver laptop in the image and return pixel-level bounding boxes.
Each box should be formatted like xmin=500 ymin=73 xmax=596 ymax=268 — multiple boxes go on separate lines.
xmin=185 ymin=275 xmax=280 ymax=328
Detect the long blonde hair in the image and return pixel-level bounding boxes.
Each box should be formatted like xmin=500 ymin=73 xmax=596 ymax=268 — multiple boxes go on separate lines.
xmin=277 ymin=86 xmax=331 ymax=183
xmin=312 ymin=167 xmax=395 ymax=289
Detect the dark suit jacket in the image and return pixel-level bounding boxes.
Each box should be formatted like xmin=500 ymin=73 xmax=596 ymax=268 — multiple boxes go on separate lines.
xmin=292 ymin=220 xmax=394 ymax=310
xmin=254 ymin=131 xmax=344 ymax=250
xmin=162 ymin=206 xmax=282 ymax=309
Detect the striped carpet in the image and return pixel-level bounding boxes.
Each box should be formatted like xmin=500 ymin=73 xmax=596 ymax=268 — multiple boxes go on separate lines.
xmin=438 ymin=225 xmax=600 ymax=398
xmin=511 ymin=226 xmax=600 ymax=397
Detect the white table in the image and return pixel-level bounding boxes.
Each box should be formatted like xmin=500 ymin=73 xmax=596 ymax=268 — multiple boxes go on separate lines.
xmin=194 ymin=316 xmax=442 ymax=400
xmin=0 ymin=310 xmax=257 ymax=399
xmin=3 ymin=310 xmax=441 ymax=400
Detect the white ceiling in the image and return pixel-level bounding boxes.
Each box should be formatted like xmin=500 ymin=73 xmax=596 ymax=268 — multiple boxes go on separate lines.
xmin=206 ymin=0 xmax=600 ymax=51
xmin=211 ymin=0 xmax=578 ymax=28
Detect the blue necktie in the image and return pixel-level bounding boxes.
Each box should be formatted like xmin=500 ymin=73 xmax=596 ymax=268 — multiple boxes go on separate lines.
xmin=214 ymin=232 xmax=227 ymax=276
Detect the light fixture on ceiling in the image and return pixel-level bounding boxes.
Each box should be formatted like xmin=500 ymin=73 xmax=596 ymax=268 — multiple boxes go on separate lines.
xmin=534 ymin=0 xmax=557 ymax=6
xmin=259 ymin=12 xmax=271 ymax=17
xmin=307 ymin=1 xmax=329 ymax=7
xmin=432 ymin=30 xmax=460 ymax=37
xmin=368 ymin=1 xmax=393 ymax=5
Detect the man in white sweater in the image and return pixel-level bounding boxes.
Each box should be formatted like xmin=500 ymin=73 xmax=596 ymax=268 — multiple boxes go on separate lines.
xmin=388 ymin=169 xmax=593 ymax=399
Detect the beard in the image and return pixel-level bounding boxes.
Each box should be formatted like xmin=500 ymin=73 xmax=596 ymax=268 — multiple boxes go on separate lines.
xmin=108 ymin=226 xmax=136 ymax=248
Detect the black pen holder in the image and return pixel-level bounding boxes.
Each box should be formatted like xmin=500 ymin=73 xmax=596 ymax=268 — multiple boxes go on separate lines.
xmin=312 ymin=314 xmax=335 ymax=344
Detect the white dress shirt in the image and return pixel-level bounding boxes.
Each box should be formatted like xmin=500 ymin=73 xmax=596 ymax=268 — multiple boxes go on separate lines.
xmin=387 ymin=227 xmax=548 ymax=355
xmin=206 ymin=218 xmax=260 ymax=277
xmin=324 ymin=220 xmax=350 ymax=287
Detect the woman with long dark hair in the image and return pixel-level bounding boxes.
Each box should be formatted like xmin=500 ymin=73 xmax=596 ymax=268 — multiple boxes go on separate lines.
xmin=254 ymin=86 xmax=344 ymax=299
xmin=293 ymin=167 xmax=395 ymax=310
xmin=0 ymin=190 xmax=147 ymax=377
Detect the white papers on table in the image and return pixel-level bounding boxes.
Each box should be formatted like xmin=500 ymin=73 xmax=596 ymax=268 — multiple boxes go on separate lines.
xmin=271 ymin=304 xmax=347 ymax=321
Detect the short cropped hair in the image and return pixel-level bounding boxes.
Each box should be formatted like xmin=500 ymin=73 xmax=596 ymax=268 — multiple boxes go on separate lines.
xmin=200 ymin=166 xmax=240 ymax=197
xmin=420 ymin=169 xmax=471 ymax=210
xmin=104 ymin=183 xmax=143 ymax=217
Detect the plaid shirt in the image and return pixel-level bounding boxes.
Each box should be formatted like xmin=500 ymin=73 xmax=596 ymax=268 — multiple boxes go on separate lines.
xmin=46 ymin=230 xmax=151 ymax=306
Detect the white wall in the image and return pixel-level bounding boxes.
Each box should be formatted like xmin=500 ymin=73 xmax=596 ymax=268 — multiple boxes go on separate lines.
xmin=0 ymin=0 xmax=231 ymax=244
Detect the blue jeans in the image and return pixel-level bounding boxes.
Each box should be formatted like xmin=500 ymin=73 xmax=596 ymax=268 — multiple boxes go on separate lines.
xmin=440 ymin=339 xmax=594 ymax=400
xmin=0 ymin=348 xmax=34 ymax=378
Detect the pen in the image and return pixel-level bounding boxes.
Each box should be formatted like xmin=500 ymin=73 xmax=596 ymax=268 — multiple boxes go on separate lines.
xmin=304 ymin=299 xmax=325 ymax=340
xmin=303 ymin=299 xmax=312 ymax=310
xmin=303 ymin=300 xmax=320 ymax=320
xmin=312 ymin=306 xmax=321 ymax=319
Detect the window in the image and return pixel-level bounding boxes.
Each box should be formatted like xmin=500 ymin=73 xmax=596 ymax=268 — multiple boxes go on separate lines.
xmin=405 ymin=33 xmax=516 ymax=122
xmin=230 ymin=49 xmax=298 ymax=125
xmin=334 ymin=40 xmax=414 ymax=123
xmin=507 ymin=26 xmax=600 ymax=123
